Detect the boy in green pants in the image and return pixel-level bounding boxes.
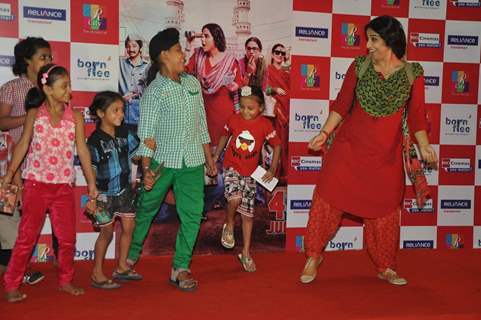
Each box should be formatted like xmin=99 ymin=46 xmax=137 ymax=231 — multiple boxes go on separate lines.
xmin=127 ymin=28 xmax=216 ymax=291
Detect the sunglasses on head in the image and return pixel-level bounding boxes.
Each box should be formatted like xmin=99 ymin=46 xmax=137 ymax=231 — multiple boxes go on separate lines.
xmin=273 ymin=50 xmax=286 ymax=57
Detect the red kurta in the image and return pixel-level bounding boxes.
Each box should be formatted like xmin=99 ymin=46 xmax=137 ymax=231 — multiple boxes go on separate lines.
xmin=316 ymin=62 xmax=427 ymax=218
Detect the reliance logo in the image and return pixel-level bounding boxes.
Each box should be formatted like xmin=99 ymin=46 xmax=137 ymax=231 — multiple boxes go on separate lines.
xmin=0 ymin=3 xmax=15 ymax=21
xmin=424 ymin=76 xmax=440 ymax=86
xmin=290 ymin=200 xmax=312 ymax=210
xmin=23 ymin=6 xmax=66 ymax=21
xmin=440 ymin=199 xmax=471 ymax=209
xmin=403 ymin=240 xmax=434 ymax=248
xmin=448 ymin=35 xmax=479 ymax=46
xmin=295 ymin=27 xmax=329 ymax=39
xmin=0 ymin=55 xmax=14 ymax=67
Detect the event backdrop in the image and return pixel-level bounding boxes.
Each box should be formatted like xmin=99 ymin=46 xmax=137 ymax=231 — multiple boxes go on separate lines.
xmin=0 ymin=0 xmax=480 ymax=263
xmin=287 ymin=0 xmax=481 ymax=252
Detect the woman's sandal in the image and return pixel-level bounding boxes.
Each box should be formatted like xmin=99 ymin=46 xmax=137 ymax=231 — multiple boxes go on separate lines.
xmin=378 ymin=268 xmax=408 ymax=286
xmin=112 ymin=269 xmax=143 ymax=281
xmin=300 ymin=256 xmax=323 ymax=284
xmin=170 ymin=268 xmax=198 ymax=292
xmin=237 ymin=253 xmax=256 ymax=272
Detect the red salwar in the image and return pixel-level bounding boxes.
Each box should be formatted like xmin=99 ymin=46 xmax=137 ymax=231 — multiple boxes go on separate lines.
xmin=305 ymin=189 xmax=400 ymax=272
xmin=4 ymin=180 xmax=76 ymax=292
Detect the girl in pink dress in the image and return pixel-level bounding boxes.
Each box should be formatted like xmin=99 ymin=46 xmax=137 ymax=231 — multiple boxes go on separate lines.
xmin=2 ymin=64 xmax=98 ymax=302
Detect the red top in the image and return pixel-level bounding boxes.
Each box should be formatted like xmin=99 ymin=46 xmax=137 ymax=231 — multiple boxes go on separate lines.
xmin=316 ymin=62 xmax=427 ymax=218
xmin=186 ymin=55 xmax=242 ymax=146
xmin=223 ymin=114 xmax=281 ymax=176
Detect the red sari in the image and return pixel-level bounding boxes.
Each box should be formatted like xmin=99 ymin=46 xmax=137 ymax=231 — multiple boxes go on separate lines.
xmin=316 ymin=62 xmax=427 ymax=218
xmin=187 ymin=49 xmax=242 ymax=146
xmin=267 ymin=64 xmax=290 ymax=178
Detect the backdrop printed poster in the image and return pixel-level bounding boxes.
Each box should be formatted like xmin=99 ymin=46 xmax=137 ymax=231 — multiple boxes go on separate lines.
xmin=120 ymin=0 xmax=291 ymax=256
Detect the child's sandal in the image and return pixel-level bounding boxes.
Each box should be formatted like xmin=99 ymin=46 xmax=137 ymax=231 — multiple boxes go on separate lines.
xmin=170 ymin=268 xmax=198 ymax=292
xmin=238 ymin=253 xmax=256 ymax=272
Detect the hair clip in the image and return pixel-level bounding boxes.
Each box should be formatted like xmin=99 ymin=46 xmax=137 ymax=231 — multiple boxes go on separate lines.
xmin=40 ymin=72 xmax=49 ymax=85
xmin=40 ymin=65 xmax=59 ymax=86
xmin=240 ymin=86 xmax=252 ymax=97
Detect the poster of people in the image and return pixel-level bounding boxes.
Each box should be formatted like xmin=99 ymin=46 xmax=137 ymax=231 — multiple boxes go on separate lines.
xmin=119 ymin=0 xmax=291 ymax=255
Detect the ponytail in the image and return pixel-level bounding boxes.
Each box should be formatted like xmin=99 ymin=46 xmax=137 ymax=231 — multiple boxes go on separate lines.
xmin=146 ymin=60 xmax=160 ymax=86
xmin=25 ymin=87 xmax=46 ymax=110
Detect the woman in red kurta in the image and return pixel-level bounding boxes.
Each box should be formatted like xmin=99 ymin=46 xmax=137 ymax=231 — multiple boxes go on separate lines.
xmin=266 ymin=43 xmax=290 ymax=180
xmin=300 ymin=16 xmax=438 ymax=286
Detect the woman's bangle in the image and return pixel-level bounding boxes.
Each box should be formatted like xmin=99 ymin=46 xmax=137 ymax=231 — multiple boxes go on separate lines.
xmin=320 ymin=130 xmax=330 ymax=138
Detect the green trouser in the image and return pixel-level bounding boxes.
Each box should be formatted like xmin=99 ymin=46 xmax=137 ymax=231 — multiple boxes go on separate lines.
xmin=128 ymin=161 xmax=204 ymax=269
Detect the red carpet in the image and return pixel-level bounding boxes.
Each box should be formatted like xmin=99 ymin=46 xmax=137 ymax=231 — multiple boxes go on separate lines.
xmin=1 ymin=250 xmax=480 ymax=320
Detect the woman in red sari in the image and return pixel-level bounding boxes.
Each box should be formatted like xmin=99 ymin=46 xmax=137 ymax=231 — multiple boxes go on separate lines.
xmin=186 ymin=23 xmax=242 ymax=147
xmin=266 ymin=43 xmax=290 ymax=180
xmin=300 ymin=16 xmax=438 ymax=286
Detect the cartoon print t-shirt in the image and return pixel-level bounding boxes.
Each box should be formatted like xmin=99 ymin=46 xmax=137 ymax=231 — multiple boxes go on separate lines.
xmin=222 ymin=113 xmax=281 ymax=176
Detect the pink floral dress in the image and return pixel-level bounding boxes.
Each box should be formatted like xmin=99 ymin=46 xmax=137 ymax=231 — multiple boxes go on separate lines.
xmin=22 ymin=104 xmax=76 ymax=184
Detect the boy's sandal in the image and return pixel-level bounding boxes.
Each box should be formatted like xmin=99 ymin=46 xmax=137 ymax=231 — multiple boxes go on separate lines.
xmin=112 ymin=269 xmax=143 ymax=281
xmin=170 ymin=268 xmax=198 ymax=292
xmin=91 ymin=278 xmax=121 ymax=290
xmin=237 ymin=253 xmax=256 ymax=272
xmin=221 ymin=223 xmax=235 ymax=249
xmin=377 ymin=268 xmax=408 ymax=286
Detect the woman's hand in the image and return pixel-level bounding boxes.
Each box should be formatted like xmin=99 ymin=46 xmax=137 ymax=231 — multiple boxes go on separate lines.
xmin=275 ymin=87 xmax=286 ymax=96
xmin=308 ymin=132 xmax=328 ymax=151
xmin=247 ymin=56 xmax=257 ymax=75
xmin=419 ymin=144 xmax=438 ymax=170
xmin=226 ymin=82 xmax=239 ymax=92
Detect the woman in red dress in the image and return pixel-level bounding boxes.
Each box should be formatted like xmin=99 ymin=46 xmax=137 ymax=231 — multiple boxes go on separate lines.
xmin=300 ymin=16 xmax=438 ymax=286
xmin=266 ymin=43 xmax=290 ymax=180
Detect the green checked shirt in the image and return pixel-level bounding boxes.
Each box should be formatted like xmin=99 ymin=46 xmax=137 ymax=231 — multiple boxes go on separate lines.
xmin=136 ymin=72 xmax=210 ymax=168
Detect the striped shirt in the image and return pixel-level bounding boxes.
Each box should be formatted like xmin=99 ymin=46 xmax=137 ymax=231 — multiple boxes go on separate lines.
xmin=136 ymin=72 xmax=210 ymax=168
xmin=0 ymin=76 xmax=34 ymax=143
